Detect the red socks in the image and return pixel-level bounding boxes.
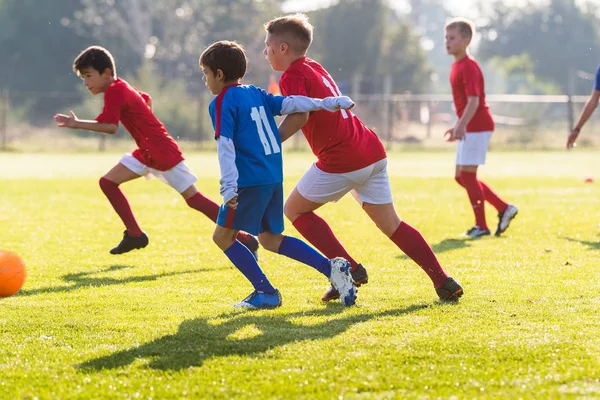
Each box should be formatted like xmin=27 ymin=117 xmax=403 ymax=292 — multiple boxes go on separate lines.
xmin=479 ymin=181 xmax=508 ymax=213
xmin=458 ymin=171 xmax=488 ymax=230
xmin=292 ymin=212 xmax=359 ymax=271
xmin=99 ymin=177 xmax=143 ymax=237
xmin=390 ymin=222 xmax=448 ymax=288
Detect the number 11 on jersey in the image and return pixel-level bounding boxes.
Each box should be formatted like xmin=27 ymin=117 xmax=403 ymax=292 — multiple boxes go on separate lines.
xmin=250 ymin=106 xmax=281 ymax=155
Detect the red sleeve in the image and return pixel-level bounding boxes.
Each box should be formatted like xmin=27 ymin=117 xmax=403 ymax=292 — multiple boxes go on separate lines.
xmin=279 ymin=72 xmax=308 ymax=97
xmin=95 ymin=86 xmax=123 ymax=125
xmin=462 ymin=62 xmax=482 ymax=97
xmin=134 ymin=87 xmax=152 ymax=106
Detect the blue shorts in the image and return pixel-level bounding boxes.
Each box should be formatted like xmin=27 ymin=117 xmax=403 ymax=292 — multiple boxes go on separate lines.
xmin=217 ymin=183 xmax=284 ymax=236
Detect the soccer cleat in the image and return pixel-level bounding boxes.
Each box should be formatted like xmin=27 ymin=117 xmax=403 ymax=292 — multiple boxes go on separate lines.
xmin=436 ymin=277 xmax=463 ymax=301
xmin=233 ymin=289 xmax=282 ymax=309
xmin=327 ymin=257 xmax=357 ymax=306
xmin=110 ymin=231 xmax=149 ymax=255
xmin=238 ymin=234 xmax=260 ymax=260
xmin=322 ymin=263 xmax=368 ymax=302
xmin=495 ymin=204 xmax=518 ymax=236
xmin=465 ymin=226 xmax=490 ymax=238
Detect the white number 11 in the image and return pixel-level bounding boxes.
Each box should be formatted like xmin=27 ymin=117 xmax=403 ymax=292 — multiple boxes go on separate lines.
xmin=250 ymin=106 xmax=281 ymax=155
xmin=322 ymin=76 xmax=350 ymax=119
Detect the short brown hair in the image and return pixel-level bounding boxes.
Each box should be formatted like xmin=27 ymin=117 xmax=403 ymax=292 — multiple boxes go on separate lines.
xmin=199 ymin=41 xmax=247 ymax=81
xmin=445 ymin=17 xmax=475 ymax=39
xmin=264 ymin=13 xmax=313 ymax=55
xmin=73 ymin=46 xmax=116 ymax=78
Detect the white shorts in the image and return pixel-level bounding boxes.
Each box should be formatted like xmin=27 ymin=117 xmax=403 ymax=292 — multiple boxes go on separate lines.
xmin=456 ymin=131 xmax=493 ymax=166
xmin=296 ymin=159 xmax=393 ymax=205
xmin=119 ymin=154 xmax=197 ymax=193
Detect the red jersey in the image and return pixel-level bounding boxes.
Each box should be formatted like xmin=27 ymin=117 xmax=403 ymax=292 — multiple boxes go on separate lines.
xmin=95 ymin=78 xmax=184 ymax=171
xmin=450 ymin=55 xmax=494 ymax=132
xmin=279 ymin=57 xmax=386 ymax=173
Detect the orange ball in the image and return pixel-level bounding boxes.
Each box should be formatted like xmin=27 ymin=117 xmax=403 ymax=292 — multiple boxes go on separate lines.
xmin=0 ymin=251 xmax=26 ymax=297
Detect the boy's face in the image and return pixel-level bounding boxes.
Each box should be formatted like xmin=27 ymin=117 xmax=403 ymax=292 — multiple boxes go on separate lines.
xmin=445 ymin=28 xmax=470 ymax=55
xmin=201 ymin=65 xmax=224 ymax=95
xmin=263 ymin=32 xmax=287 ymax=72
xmin=78 ymin=67 xmax=113 ymax=95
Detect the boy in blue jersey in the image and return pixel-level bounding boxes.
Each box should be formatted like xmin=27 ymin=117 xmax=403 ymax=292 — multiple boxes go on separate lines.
xmin=199 ymin=40 xmax=358 ymax=309
xmin=568 ymin=65 xmax=600 ymax=149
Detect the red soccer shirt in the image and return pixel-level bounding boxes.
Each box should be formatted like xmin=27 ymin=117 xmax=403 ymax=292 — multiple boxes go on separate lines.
xmin=95 ymin=78 xmax=184 ymax=171
xmin=450 ymin=55 xmax=494 ymax=132
xmin=279 ymin=57 xmax=386 ymax=173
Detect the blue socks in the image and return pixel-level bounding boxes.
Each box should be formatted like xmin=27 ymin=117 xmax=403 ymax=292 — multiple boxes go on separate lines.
xmin=224 ymin=241 xmax=275 ymax=293
xmin=278 ymin=236 xmax=331 ymax=277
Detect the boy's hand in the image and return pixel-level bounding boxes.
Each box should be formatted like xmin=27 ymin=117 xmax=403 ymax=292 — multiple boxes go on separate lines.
xmin=444 ymin=127 xmax=457 ymax=142
xmin=567 ymin=128 xmax=580 ymax=150
xmin=453 ymin=124 xmax=466 ymax=141
xmin=322 ymin=96 xmax=355 ymax=112
xmin=225 ymin=195 xmax=238 ymax=210
xmin=54 ymin=111 xmax=79 ymax=129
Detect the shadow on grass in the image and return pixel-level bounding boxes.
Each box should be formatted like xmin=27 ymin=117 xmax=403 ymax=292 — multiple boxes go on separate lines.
xmin=79 ymin=302 xmax=431 ymax=371
xmin=397 ymin=238 xmax=472 ymax=260
xmin=561 ymin=236 xmax=600 ymax=251
xmin=18 ymin=264 xmax=218 ymax=297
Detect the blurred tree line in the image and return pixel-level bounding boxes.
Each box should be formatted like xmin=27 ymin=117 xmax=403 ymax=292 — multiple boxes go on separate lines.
xmin=0 ymin=0 xmax=599 ymax=139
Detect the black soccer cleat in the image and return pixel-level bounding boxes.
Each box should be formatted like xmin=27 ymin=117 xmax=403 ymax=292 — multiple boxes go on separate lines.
xmin=110 ymin=231 xmax=149 ymax=255
xmin=465 ymin=226 xmax=491 ymax=239
xmin=436 ymin=277 xmax=463 ymax=301
xmin=322 ymin=263 xmax=368 ymax=302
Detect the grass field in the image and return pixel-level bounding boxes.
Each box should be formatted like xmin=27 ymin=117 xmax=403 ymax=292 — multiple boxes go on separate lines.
xmin=1 ymin=150 xmax=600 ymax=399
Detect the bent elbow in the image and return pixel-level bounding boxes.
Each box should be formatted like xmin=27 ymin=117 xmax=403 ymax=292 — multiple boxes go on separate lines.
xmin=107 ymin=124 xmax=118 ymax=134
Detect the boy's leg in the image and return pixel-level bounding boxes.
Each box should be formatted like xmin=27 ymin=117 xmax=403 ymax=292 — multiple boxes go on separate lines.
xmin=179 ymin=185 xmax=259 ymax=256
xmin=100 ymin=161 xmax=149 ymax=254
xmin=213 ymin=226 xmax=274 ymax=294
xmin=458 ymin=166 xmax=489 ymax=233
xmin=286 ymin=187 xmax=361 ymax=272
xmin=259 ymin=232 xmax=357 ymax=306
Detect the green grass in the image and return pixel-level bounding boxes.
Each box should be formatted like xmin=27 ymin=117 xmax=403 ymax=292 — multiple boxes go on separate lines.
xmin=1 ymin=150 xmax=600 ymax=399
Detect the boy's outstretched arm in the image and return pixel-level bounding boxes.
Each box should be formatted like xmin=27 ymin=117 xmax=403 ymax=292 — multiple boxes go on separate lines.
xmin=278 ymin=113 xmax=309 ymax=143
xmin=568 ymin=90 xmax=600 ymax=149
xmin=280 ymin=95 xmax=355 ymax=114
xmin=54 ymin=111 xmax=118 ymax=134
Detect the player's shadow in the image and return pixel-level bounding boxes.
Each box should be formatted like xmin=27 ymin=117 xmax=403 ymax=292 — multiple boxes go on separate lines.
xmin=561 ymin=236 xmax=600 ymax=251
xmin=18 ymin=265 xmax=215 ymax=297
xmin=397 ymin=238 xmax=471 ymax=260
xmin=79 ymin=303 xmax=430 ymax=371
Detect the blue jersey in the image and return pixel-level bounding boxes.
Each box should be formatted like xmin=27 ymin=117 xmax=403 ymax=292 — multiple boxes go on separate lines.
xmin=209 ymin=84 xmax=285 ymax=187
xmin=595 ymin=66 xmax=600 ymax=91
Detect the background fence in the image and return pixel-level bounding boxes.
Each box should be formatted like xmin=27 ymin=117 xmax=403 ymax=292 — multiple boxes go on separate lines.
xmin=0 ymin=91 xmax=597 ymax=152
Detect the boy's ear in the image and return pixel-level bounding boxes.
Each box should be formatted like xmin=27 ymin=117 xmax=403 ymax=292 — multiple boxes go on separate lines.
xmin=102 ymin=68 xmax=113 ymax=77
xmin=279 ymin=42 xmax=289 ymax=54
xmin=215 ymin=69 xmax=225 ymax=81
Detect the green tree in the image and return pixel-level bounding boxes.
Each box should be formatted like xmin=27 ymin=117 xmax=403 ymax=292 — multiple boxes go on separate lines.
xmin=478 ymin=0 xmax=600 ymax=95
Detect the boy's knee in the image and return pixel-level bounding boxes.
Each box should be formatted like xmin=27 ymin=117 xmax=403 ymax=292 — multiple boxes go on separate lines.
xmin=258 ymin=234 xmax=283 ymax=253
xmin=454 ymin=176 xmax=464 ymax=187
xmin=99 ymin=177 xmax=117 ymax=192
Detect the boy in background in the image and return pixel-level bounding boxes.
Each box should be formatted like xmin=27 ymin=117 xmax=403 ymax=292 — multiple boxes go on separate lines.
xmin=444 ymin=18 xmax=518 ymax=238
xmin=567 ymin=65 xmax=600 ymax=149
xmin=200 ymin=40 xmax=358 ymax=308
xmin=263 ymin=14 xmax=463 ymax=302
xmin=55 ymin=46 xmax=259 ymax=256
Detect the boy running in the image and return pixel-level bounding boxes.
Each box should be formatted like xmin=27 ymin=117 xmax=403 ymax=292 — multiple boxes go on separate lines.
xmin=200 ymin=40 xmax=358 ymax=308
xmin=54 ymin=46 xmax=260 ymax=256
xmin=263 ymin=14 xmax=463 ymax=302
xmin=444 ymin=18 xmax=518 ymax=238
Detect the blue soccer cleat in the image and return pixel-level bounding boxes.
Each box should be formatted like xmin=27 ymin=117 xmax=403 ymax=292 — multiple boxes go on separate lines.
xmin=328 ymin=257 xmax=357 ymax=306
xmin=233 ymin=289 xmax=282 ymax=309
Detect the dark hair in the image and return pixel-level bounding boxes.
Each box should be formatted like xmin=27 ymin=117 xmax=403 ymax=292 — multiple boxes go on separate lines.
xmin=73 ymin=46 xmax=117 ymax=78
xmin=199 ymin=41 xmax=247 ymax=81
xmin=264 ymin=13 xmax=313 ymax=54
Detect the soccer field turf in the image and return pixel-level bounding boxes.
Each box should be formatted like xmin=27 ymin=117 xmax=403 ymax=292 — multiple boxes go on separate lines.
xmin=1 ymin=151 xmax=599 ymax=399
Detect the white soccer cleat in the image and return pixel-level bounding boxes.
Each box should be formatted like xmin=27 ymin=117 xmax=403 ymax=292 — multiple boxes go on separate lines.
xmin=495 ymin=204 xmax=518 ymax=236
xmin=328 ymin=257 xmax=357 ymax=306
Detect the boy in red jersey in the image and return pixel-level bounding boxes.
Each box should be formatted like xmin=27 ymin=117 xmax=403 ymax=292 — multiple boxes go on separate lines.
xmin=444 ymin=18 xmax=518 ymax=238
xmin=263 ymin=14 xmax=463 ymax=302
xmin=54 ymin=46 xmax=259 ymax=256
